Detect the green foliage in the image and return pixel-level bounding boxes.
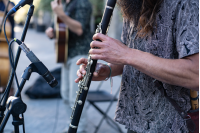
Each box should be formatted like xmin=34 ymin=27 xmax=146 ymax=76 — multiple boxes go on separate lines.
xmin=89 ymin=0 xmax=104 ymax=24
xmin=12 ymin=0 xmax=41 ymax=23
xmin=34 ymin=0 xmax=52 ymax=16
xmin=34 ymin=0 xmax=105 ymax=24
xmin=37 ymin=0 xmax=53 ymax=12
xmin=89 ymin=0 xmax=104 ymax=16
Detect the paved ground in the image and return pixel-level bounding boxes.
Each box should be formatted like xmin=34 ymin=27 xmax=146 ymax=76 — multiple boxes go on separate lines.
xmin=2 ymin=25 xmax=127 ymax=133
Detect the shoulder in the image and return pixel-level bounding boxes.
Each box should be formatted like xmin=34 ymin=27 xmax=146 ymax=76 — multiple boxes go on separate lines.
xmin=172 ymin=0 xmax=199 ymax=23
xmin=160 ymin=0 xmax=198 ymax=25
xmin=163 ymin=0 xmax=198 ymax=13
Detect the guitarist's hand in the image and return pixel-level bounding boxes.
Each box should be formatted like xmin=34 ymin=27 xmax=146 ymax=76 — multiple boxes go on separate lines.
xmin=51 ymin=0 xmax=65 ymax=17
xmin=45 ymin=27 xmax=55 ymax=39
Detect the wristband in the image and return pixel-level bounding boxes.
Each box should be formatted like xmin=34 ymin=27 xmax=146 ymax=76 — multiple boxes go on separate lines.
xmin=104 ymin=64 xmax=112 ymax=81
xmin=104 ymin=64 xmax=113 ymax=94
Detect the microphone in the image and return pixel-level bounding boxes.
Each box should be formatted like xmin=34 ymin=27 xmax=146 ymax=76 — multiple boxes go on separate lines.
xmin=14 ymin=39 xmax=58 ymax=88
xmin=7 ymin=0 xmax=33 ymax=16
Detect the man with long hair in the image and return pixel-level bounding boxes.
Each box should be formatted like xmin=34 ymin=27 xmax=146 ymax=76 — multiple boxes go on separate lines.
xmin=75 ymin=0 xmax=199 ymax=132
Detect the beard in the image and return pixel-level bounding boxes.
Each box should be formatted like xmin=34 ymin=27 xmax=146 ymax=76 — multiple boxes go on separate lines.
xmin=117 ymin=0 xmax=143 ymax=24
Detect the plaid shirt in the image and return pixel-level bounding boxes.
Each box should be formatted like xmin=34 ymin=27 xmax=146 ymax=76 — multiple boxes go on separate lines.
xmin=114 ymin=0 xmax=199 ymax=132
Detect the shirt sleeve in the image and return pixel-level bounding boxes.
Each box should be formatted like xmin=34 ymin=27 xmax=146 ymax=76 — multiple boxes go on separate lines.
xmin=74 ymin=0 xmax=92 ymax=33
xmin=175 ymin=0 xmax=199 ymax=59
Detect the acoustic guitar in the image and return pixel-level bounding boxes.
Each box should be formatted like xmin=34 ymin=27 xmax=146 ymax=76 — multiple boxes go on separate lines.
xmin=0 ymin=9 xmax=13 ymax=96
xmin=54 ymin=0 xmax=68 ymax=63
xmin=0 ymin=0 xmax=15 ymax=96
xmin=0 ymin=11 xmax=11 ymax=89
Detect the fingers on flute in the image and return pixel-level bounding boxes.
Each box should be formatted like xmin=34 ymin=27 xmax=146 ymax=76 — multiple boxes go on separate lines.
xmin=75 ymin=58 xmax=88 ymax=83
xmin=75 ymin=69 xmax=83 ymax=83
xmin=76 ymin=58 xmax=88 ymax=65
xmin=93 ymin=33 xmax=108 ymax=42
xmin=75 ymin=78 xmax=81 ymax=83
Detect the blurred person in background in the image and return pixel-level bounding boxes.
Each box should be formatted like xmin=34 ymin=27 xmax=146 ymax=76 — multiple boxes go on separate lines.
xmin=45 ymin=0 xmax=92 ymax=133
xmin=0 ymin=0 xmax=15 ymax=38
xmin=76 ymin=0 xmax=199 ymax=133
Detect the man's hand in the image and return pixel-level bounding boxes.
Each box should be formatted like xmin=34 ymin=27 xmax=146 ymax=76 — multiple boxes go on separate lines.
xmin=51 ymin=0 xmax=65 ymax=17
xmin=45 ymin=27 xmax=54 ymax=39
xmin=75 ymin=58 xmax=111 ymax=83
xmin=89 ymin=33 xmax=131 ymax=65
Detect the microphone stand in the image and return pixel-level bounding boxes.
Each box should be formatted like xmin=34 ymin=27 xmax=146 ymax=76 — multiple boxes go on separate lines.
xmin=0 ymin=62 xmax=48 ymax=133
xmin=0 ymin=1 xmax=34 ymax=126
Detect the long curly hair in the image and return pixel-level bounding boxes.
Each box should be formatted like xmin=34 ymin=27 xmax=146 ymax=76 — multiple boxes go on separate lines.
xmin=118 ymin=0 xmax=163 ymax=37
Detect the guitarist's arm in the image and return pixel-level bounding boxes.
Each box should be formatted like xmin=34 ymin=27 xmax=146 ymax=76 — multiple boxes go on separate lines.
xmin=51 ymin=0 xmax=83 ymax=36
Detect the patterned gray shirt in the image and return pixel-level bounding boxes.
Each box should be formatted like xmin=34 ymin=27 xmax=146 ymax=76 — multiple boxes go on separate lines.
xmin=65 ymin=0 xmax=92 ymax=58
xmin=114 ymin=0 xmax=199 ymax=133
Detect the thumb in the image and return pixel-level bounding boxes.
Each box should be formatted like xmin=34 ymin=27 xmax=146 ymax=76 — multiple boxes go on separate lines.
xmin=93 ymin=64 xmax=101 ymax=77
xmin=94 ymin=64 xmax=101 ymax=73
xmin=94 ymin=63 xmax=106 ymax=75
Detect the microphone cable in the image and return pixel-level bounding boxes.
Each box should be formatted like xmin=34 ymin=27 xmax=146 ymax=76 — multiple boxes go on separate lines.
xmin=0 ymin=39 xmax=19 ymax=103
xmin=1 ymin=13 xmax=20 ymax=101
xmin=3 ymin=14 xmax=9 ymax=44
xmin=1 ymin=14 xmax=26 ymax=133
xmin=0 ymin=13 xmax=20 ymax=103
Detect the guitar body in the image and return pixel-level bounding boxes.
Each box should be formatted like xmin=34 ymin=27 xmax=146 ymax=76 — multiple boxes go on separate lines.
xmin=54 ymin=15 xmax=68 ymax=63
xmin=0 ymin=11 xmax=11 ymax=88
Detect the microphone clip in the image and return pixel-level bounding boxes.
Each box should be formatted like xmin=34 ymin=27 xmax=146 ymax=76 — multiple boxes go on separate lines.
xmin=22 ymin=62 xmax=58 ymax=88
xmin=7 ymin=0 xmax=34 ymax=16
